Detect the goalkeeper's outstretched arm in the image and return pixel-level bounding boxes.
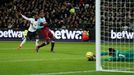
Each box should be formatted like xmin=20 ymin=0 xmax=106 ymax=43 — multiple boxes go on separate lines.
xmin=101 ymin=48 xmax=134 ymax=61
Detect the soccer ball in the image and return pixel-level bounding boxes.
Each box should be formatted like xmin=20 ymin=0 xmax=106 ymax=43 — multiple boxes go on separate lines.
xmin=85 ymin=52 xmax=95 ymax=61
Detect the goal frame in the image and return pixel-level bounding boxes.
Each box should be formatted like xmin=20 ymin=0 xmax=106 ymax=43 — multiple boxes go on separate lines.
xmin=95 ymin=0 xmax=102 ymax=71
xmin=95 ymin=0 xmax=134 ymax=73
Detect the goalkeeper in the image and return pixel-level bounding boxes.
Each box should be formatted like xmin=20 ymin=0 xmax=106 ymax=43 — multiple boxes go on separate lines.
xmin=101 ymin=48 xmax=134 ymax=62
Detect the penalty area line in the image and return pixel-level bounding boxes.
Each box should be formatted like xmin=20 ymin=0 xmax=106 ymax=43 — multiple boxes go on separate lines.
xmin=29 ymin=70 xmax=96 ymax=75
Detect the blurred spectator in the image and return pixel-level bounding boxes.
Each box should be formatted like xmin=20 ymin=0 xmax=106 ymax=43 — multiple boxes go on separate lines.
xmin=0 ymin=0 xmax=95 ymax=30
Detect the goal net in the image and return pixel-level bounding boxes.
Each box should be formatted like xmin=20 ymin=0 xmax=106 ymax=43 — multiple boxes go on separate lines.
xmin=96 ymin=0 xmax=134 ymax=72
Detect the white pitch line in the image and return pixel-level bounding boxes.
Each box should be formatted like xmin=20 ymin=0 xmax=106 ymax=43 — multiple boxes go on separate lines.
xmin=0 ymin=46 xmax=79 ymax=50
xmin=0 ymin=58 xmax=85 ymax=62
xmin=0 ymin=48 xmax=34 ymax=50
xmin=0 ymin=59 xmax=45 ymax=62
xmin=29 ymin=70 xmax=96 ymax=75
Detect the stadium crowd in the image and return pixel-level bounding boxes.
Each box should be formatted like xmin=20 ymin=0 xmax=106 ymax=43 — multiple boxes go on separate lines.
xmin=101 ymin=0 xmax=134 ymax=32
xmin=0 ymin=0 xmax=95 ymax=30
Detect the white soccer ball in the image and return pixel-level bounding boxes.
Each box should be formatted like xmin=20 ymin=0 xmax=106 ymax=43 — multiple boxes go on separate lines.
xmin=85 ymin=52 xmax=94 ymax=61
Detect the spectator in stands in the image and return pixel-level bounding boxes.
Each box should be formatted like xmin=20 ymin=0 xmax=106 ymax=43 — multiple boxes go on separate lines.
xmin=0 ymin=0 xmax=95 ymax=30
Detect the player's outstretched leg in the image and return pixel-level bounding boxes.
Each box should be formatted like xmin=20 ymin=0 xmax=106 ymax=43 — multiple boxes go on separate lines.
xmin=18 ymin=38 xmax=26 ymax=49
xmin=36 ymin=42 xmax=49 ymax=52
xmin=35 ymin=34 xmax=40 ymax=47
xmin=35 ymin=39 xmax=39 ymax=47
xmin=18 ymin=30 xmax=28 ymax=49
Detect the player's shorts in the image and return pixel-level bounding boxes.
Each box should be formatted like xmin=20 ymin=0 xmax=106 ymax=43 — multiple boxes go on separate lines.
xmin=41 ymin=27 xmax=54 ymax=41
xmin=26 ymin=31 xmax=37 ymax=40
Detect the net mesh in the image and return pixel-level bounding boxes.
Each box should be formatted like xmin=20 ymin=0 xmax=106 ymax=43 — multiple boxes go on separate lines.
xmin=100 ymin=0 xmax=134 ymax=71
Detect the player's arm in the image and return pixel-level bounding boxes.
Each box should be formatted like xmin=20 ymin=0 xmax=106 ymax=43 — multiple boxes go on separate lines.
xmin=37 ymin=25 xmax=44 ymax=29
xmin=42 ymin=22 xmax=48 ymax=27
xmin=103 ymin=57 xmax=115 ymax=61
xmin=101 ymin=52 xmax=108 ymax=56
xmin=105 ymin=56 xmax=126 ymax=61
xmin=21 ymin=14 xmax=31 ymax=22
xmin=39 ymin=21 xmax=47 ymax=28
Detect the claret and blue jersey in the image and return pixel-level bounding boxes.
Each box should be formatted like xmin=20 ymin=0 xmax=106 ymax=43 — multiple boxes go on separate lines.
xmin=37 ymin=17 xmax=47 ymax=29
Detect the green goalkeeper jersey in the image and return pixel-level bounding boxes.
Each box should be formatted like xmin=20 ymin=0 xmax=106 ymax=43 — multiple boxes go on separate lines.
xmin=101 ymin=50 xmax=134 ymax=61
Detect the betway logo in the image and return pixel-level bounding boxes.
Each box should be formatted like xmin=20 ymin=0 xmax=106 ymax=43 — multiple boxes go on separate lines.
xmin=111 ymin=30 xmax=134 ymax=39
xmin=54 ymin=30 xmax=82 ymax=39
xmin=0 ymin=29 xmax=82 ymax=40
xmin=0 ymin=30 xmax=23 ymax=38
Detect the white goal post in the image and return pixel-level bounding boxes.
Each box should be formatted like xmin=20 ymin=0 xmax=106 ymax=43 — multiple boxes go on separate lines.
xmin=96 ymin=0 xmax=134 ymax=73
xmin=96 ymin=0 xmax=102 ymax=71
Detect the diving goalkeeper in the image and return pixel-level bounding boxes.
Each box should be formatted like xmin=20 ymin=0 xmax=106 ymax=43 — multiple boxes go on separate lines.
xmin=101 ymin=48 xmax=134 ymax=62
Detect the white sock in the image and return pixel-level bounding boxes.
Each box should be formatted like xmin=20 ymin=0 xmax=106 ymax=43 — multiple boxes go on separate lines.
xmin=35 ymin=39 xmax=39 ymax=46
xmin=51 ymin=40 xmax=55 ymax=43
xmin=20 ymin=38 xmax=26 ymax=47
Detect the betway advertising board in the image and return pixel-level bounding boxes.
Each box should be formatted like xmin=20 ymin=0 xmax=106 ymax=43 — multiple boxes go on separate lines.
xmin=111 ymin=30 xmax=134 ymax=39
xmin=102 ymin=30 xmax=134 ymax=42
xmin=0 ymin=29 xmax=83 ymax=41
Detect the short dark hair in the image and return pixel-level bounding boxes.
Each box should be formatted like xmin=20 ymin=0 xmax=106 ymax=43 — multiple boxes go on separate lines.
xmin=32 ymin=12 xmax=38 ymax=16
xmin=108 ymin=48 xmax=116 ymax=55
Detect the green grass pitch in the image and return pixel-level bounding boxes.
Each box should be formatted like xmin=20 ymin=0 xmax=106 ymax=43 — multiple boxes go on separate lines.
xmin=0 ymin=41 xmax=133 ymax=75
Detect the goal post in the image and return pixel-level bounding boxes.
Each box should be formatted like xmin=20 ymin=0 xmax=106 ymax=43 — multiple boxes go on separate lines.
xmin=96 ymin=0 xmax=102 ymax=71
xmin=96 ymin=0 xmax=134 ymax=72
